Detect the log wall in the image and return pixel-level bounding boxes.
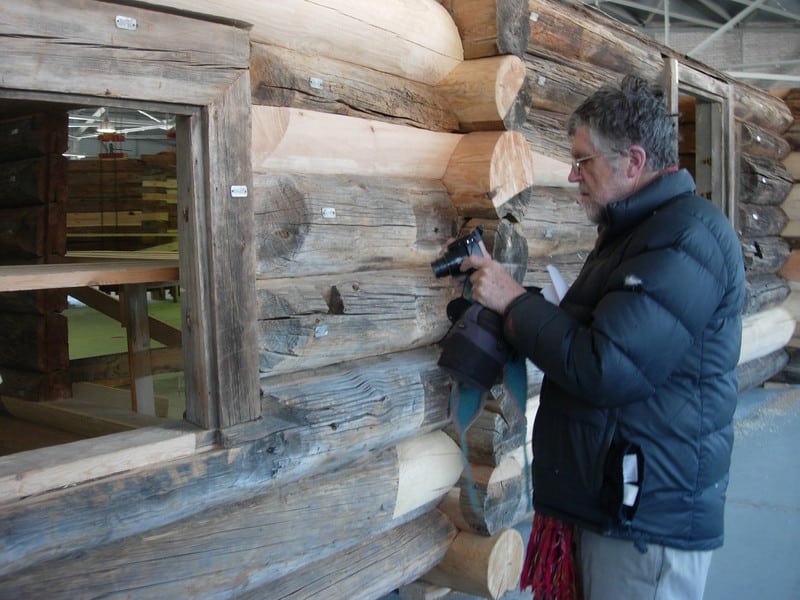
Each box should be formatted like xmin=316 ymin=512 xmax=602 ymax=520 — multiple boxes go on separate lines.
xmin=0 ymin=1 xmax=797 ymax=598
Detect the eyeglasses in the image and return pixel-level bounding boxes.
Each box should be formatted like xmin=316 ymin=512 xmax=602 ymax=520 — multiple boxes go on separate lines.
xmin=571 ymin=152 xmax=615 ymax=175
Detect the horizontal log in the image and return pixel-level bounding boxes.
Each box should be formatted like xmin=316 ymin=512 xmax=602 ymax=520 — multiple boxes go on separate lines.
xmin=0 ymin=413 xmax=83 ymax=455
xmin=69 ymin=346 xmax=183 ymax=385
xmin=437 ymin=55 xmax=531 ymax=132
xmin=0 ymin=368 xmax=70 ymax=402
xmin=738 ymin=203 xmax=788 ymax=238
xmin=0 ymin=206 xmax=46 ymax=260
xmin=0 ymin=434 xmax=461 ymax=598
xmin=732 ymin=81 xmax=794 ymax=134
xmin=0 ymin=312 xmax=67 ymax=372
xmin=524 ymin=250 xmax=585 ymax=291
xmin=239 ymin=510 xmax=457 ymax=600
xmin=739 ymin=306 xmax=795 ymax=365
xmin=438 ymin=0 xmax=531 ymax=59
xmin=462 ymin=217 xmax=529 ymax=282
xmin=442 ymin=131 xmax=535 ymax=218
xmin=444 ymin=407 xmax=526 ymax=468
xmin=526 ymin=0 xmax=663 ymax=78
xmin=736 ymin=348 xmax=789 ymax=392
xmin=0 ymin=156 xmax=67 ymax=208
xmin=422 ymin=528 xmax=524 ymax=599
xmin=520 ymin=108 xmax=571 ymax=164
xmin=0 ymin=290 xmax=67 ymax=315
xmin=779 ymin=184 xmax=800 ymax=220
xmin=743 ymin=272 xmax=790 ymax=316
xmin=784 ymin=152 xmax=800 ymax=181
xmin=0 ymin=113 xmax=68 ymax=162
xmin=253 ymin=173 xmax=457 ymax=278
xmin=779 ymin=249 xmax=800 ymax=282
xmin=252 ymin=106 xmax=461 ymax=178
xmin=739 ymin=154 xmax=793 ymax=206
xmin=144 ymin=0 xmax=463 ymax=85
xmin=0 ymin=348 xmax=449 ymax=576
xmin=742 ymin=236 xmax=790 ymax=276
xmin=737 ymin=119 xmax=791 ymax=160
xmin=521 ymin=185 xmax=596 ymax=258
xmin=2 ymin=0 xmax=248 ymax=106
xmin=249 ymin=42 xmax=459 ymax=132
xmin=785 ymin=119 xmax=800 ymax=151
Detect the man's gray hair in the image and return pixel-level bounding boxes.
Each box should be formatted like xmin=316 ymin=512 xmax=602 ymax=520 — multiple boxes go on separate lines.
xmin=567 ymin=74 xmax=678 ymax=171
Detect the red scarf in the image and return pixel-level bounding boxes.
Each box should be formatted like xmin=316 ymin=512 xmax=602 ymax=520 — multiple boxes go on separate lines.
xmin=520 ymin=513 xmax=582 ymax=599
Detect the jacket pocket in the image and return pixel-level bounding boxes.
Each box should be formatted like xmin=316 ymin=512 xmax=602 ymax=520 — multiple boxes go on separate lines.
xmin=599 ymin=439 xmax=645 ymax=526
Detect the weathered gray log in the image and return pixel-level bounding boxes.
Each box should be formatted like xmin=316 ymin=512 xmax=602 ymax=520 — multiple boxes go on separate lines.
xmin=524 ymin=250 xmax=587 ymax=291
xmin=249 ymin=42 xmax=459 ymax=132
xmin=0 ymin=348 xmax=450 ymax=577
xmin=771 ymin=346 xmax=800 ymax=384
xmin=254 ymin=173 xmax=458 ymax=278
xmin=736 ymin=348 xmax=789 ymax=392
xmin=742 ymin=236 xmax=791 ymax=275
xmin=732 ymin=81 xmax=794 ymax=134
xmin=743 ymin=272 xmax=790 ymax=316
xmin=437 ymin=0 xmax=531 ymax=59
xmin=785 ymin=119 xmax=800 ymax=151
xmin=737 ymin=119 xmax=792 ymax=160
xmin=445 ymin=408 xmax=526 ymax=468
xmin=521 ymin=186 xmax=596 ymax=259
xmin=0 ymin=435 xmax=461 ymax=599
xmin=0 ymin=113 xmax=68 ymax=162
xmin=520 ymin=108 xmax=571 ymax=164
xmin=526 ymin=0 xmax=663 ymax=79
xmin=238 ymin=510 xmax=458 ymax=600
xmin=256 ymin=268 xmax=455 ymax=376
xmin=739 ymin=154 xmax=793 ymax=206
xmin=738 ymin=203 xmax=788 ymax=238
xmin=461 ymin=217 xmax=529 ymax=283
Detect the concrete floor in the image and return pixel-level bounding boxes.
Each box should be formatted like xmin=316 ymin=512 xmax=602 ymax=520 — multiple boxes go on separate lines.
xmin=385 ymin=384 xmax=800 ymax=600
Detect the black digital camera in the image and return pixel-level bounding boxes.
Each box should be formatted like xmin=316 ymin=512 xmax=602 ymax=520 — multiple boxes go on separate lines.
xmin=431 ymin=226 xmax=484 ymax=278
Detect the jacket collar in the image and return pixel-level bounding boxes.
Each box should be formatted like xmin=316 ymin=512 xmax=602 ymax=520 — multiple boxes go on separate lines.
xmin=601 ymin=169 xmax=696 ymax=239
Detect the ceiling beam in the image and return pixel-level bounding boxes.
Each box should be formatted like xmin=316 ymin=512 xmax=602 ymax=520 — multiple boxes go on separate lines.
xmin=586 ymin=1 xmax=723 ymax=28
xmin=725 ymin=0 xmax=800 ymax=22
xmin=689 ymin=0 xmax=768 ymax=57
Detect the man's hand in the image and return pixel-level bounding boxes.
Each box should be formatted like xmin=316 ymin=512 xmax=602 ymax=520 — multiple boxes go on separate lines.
xmin=459 ymin=254 xmax=526 ymax=314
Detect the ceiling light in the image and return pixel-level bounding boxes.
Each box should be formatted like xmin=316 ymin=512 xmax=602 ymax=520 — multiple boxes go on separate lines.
xmin=97 ymin=114 xmax=116 ymax=134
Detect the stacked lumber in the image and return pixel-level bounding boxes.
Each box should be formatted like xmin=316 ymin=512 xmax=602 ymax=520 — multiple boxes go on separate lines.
xmin=66 ymin=153 xmax=178 ymax=251
xmin=776 ymin=89 xmax=800 ymax=381
xmin=0 ymin=112 xmax=70 ymax=403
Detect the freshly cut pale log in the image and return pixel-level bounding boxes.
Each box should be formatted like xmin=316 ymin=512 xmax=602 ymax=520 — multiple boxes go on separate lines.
xmin=437 ymin=0 xmax=531 ymax=59
xmin=737 ymin=120 xmax=791 ymax=160
xmin=522 ymin=185 xmax=595 ymax=258
xmin=737 ymin=349 xmax=789 ymax=392
xmin=738 ymin=204 xmax=788 ymax=238
xmin=442 ymin=131 xmax=535 ymax=218
xmin=739 ymin=306 xmax=795 ymax=365
xmin=142 ymin=0 xmax=463 ymax=85
xmin=239 ymin=510 xmax=457 ymax=600
xmin=253 ymin=173 xmax=458 ymax=278
xmin=0 ymin=435 xmax=461 ymax=599
xmin=252 ymin=106 xmax=461 ymax=178
xmin=527 ymin=0 xmax=663 ymax=78
xmin=743 ymin=272 xmax=790 ymax=316
xmin=422 ymin=528 xmax=524 ymax=599
xmin=250 ymin=43 xmax=459 ymax=132
xmin=784 ymin=152 xmax=800 ymax=180
xmin=742 ymin=236 xmax=791 ymax=276
xmin=739 ymin=154 xmax=793 ymax=206
xmin=0 ymin=350 xmax=449 ymax=577
xmin=732 ymin=81 xmax=794 ymax=134
xmin=437 ymin=55 xmax=531 ymax=132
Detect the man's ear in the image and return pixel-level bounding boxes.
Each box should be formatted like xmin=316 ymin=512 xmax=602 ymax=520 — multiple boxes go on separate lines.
xmin=627 ymin=145 xmax=647 ymax=177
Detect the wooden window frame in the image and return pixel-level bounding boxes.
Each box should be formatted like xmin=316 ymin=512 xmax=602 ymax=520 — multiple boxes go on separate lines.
xmin=0 ymin=0 xmax=258 ymax=502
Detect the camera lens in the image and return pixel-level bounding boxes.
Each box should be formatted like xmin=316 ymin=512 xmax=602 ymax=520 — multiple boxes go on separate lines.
xmin=431 ymin=252 xmax=462 ymax=278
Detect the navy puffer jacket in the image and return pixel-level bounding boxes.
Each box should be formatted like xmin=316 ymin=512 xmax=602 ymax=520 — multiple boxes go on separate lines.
xmin=504 ymin=169 xmax=745 ymax=550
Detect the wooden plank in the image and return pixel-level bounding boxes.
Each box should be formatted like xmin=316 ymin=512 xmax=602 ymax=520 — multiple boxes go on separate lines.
xmin=0 ymin=414 xmax=84 ymax=457
xmin=0 ymin=260 xmax=178 ymax=292
xmin=0 ymin=0 xmax=248 ymax=106
xmin=69 ymin=346 xmax=183 ymax=385
xmin=121 ymin=284 xmax=155 ymax=415
xmin=142 ymin=0 xmax=463 ymax=85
